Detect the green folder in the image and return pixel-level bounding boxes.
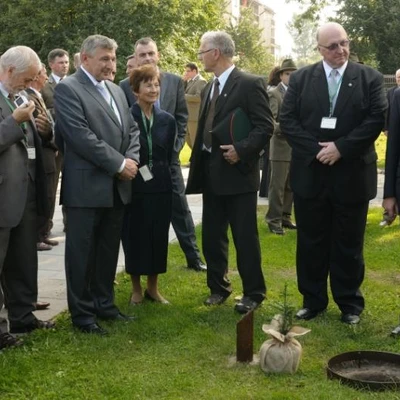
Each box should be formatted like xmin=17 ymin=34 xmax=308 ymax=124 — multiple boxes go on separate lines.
xmin=212 ymin=107 xmax=253 ymax=144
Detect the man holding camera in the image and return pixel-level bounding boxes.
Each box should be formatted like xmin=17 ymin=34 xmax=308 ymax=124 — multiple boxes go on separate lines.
xmin=0 ymin=46 xmax=55 ymax=349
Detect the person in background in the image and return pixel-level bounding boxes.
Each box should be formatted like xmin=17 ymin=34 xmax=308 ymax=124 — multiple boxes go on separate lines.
xmin=266 ymin=59 xmax=297 ymax=235
xmin=183 ymin=62 xmax=207 ymax=96
xmin=125 ymin=55 xmax=136 ymax=76
xmin=122 ymin=65 xmax=176 ymax=305
xmin=259 ymin=65 xmax=281 ymax=198
xmin=73 ymin=52 xmax=81 ymax=71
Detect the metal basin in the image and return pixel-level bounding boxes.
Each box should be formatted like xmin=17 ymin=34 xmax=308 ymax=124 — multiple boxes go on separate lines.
xmin=327 ymin=351 xmax=400 ymax=391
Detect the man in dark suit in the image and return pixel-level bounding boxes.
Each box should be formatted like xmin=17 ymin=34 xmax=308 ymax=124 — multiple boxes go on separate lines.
xmin=0 ymin=46 xmax=55 ymax=346
xmin=280 ymin=22 xmax=386 ymax=324
xmin=26 ymin=63 xmax=58 ymax=252
xmin=183 ymin=62 xmax=207 ymax=96
xmin=266 ymin=59 xmax=297 ymax=235
xmin=383 ymin=86 xmax=400 ymax=336
xmin=120 ymin=37 xmax=207 ymax=272
xmin=186 ymin=31 xmax=273 ymax=313
xmin=54 ymin=35 xmax=140 ymax=335
xmin=384 ymin=69 xmax=400 ymax=136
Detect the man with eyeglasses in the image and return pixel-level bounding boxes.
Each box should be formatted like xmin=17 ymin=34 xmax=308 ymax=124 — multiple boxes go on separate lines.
xmin=280 ymin=22 xmax=386 ymax=325
xmin=186 ymin=31 xmax=273 ymax=313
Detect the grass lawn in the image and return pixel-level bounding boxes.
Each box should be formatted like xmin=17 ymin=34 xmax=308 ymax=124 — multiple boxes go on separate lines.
xmin=1 ymin=207 xmax=400 ymax=399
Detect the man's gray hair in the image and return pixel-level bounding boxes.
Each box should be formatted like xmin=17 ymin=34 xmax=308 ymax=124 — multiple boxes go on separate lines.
xmin=0 ymin=46 xmax=41 ymax=74
xmin=80 ymin=35 xmax=118 ymax=56
xmin=201 ymin=31 xmax=235 ymax=58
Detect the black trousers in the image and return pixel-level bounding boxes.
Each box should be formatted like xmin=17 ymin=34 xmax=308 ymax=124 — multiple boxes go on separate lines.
xmin=170 ymin=163 xmax=201 ymax=263
xmin=0 ymin=179 xmax=37 ymax=330
xmin=64 ymin=201 xmax=124 ymax=326
xmin=201 ymin=154 xmax=266 ymax=302
xmin=294 ymin=191 xmax=368 ymax=315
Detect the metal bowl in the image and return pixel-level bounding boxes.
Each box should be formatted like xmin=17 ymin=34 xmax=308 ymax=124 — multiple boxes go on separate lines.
xmin=327 ymin=351 xmax=400 ymax=391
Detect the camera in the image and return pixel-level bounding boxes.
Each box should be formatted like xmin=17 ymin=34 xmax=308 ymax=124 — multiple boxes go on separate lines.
xmin=14 ymin=95 xmax=29 ymax=108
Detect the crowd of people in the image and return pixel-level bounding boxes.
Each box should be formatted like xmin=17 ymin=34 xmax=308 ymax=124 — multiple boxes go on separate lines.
xmin=0 ymin=21 xmax=399 ymax=351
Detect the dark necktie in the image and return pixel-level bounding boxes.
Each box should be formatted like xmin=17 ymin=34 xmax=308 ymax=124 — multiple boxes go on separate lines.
xmin=203 ymin=79 xmax=220 ymax=149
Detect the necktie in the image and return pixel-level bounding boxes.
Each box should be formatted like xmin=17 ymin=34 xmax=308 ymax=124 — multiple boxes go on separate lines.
xmin=203 ymin=79 xmax=220 ymax=149
xmin=8 ymin=93 xmax=15 ymax=103
xmin=97 ymin=81 xmax=121 ymax=124
xmin=328 ymin=69 xmax=340 ymax=113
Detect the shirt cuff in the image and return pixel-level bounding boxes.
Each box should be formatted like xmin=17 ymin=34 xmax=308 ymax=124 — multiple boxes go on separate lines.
xmin=118 ymin=159 xmax=126 ymax=173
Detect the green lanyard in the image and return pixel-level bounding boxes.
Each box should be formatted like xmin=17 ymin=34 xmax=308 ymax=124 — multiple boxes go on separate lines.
xmin=2 ymin=93 xmax=28 ymax=142
xmin=141 ymin=110 xmax=154 ymax=170
xmin=328 ymin=72 xmax=343 ymax=117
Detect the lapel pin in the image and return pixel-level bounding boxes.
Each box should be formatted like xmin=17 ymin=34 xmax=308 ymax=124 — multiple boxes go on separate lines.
xmin=224 ymin=93 xmax=227 ymax=97
xmin=348 ymin=83 xmax=353 ymax=87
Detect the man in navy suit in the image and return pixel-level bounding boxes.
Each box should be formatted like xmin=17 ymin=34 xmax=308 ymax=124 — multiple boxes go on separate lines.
xmin=55 ymin=35 xmax=140 ymax=335
xmin=280 ymin=22 xmax=386 ymax=324
xmin=186 ymin=31 xmax=273 ymax=313
xmin=120 ymin=37 xmax=207 ymax=272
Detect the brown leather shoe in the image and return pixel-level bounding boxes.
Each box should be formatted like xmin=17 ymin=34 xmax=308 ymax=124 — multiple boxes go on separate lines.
xmin=34 ymin=301 xmax=50 ymax=310
xmin=37 ymin=242 xmax=52 ymax=251
xmin=43 ymin=238 xmax=59 ymax=246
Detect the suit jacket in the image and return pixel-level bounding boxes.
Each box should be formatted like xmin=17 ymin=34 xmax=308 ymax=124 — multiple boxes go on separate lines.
xmin=120 ymin=72 xmax=188 ymax=162
xmin=384 ymin=85 xmax=399 ymax=132
xmin=268 ymin=82 xmax=291 ymax=162
xmin=130 ymin=103 xmax=176 ymax=193
xmin=0 ymin=95 xmax=48 ymax=227
xmin=185 ymin=74 xmax=207 ymax=96
xmin=41 ymin=74 xmax=57 ymax=119
xmin=54 ymin=68 xmax=140 ymax=207
xmin=280 ymin=60 xmax=386 ymax=203
xmin=384 ymin=88 xmax=400 ymax=200
xmin=186 ymin=67 xmax=274 ymax=195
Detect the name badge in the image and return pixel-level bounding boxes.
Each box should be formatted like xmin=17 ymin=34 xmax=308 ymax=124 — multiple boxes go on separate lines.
xmin=139 ymin=165 xmax=154 ymax=182
xmin=27 ymin=147 xmax=36 ymax=160
xmin=321 ymin=117 xmax=337 ymax=130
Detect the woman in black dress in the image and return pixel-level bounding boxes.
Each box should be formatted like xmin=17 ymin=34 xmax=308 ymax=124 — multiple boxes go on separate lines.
xmin=122 ymin=65 xmax=176 ymax=305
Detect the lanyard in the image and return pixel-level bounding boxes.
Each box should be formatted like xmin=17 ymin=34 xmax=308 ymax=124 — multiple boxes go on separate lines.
xmin=140 ymin=110 xmax=154 ymax=170
xmin=328 ymin=73 xmax=343 ymax=117
xmin=2 ymin=93 xmax=28 ymax=143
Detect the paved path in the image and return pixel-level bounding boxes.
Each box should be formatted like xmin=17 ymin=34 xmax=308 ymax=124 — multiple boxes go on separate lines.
xmin=0 ymin=168 xmax=384 ymax=322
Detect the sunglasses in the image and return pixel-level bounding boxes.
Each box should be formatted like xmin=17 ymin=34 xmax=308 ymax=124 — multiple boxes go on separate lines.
xmin=318 ymin=40 xmax=350 ymax=51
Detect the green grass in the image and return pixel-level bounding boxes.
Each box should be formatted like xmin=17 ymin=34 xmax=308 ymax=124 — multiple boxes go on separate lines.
xmin=1 ymin=207 xmax=400 ymax=399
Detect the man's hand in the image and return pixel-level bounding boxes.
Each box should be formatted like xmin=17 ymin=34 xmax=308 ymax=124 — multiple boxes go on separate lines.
xmin=35 ymin=113 xmax=51 ymax=136
xmin=220 ymin=144 xmax=240 ymax=164
xmin=382 ymin=197 xmax=398 ymax=220
xmin=12 ymin=101 xmax=35 ymax=124
xmin=118 ymin=158 xmax=138 ymax=181
xmin=316 ymin=141 xmax=341 ymax=165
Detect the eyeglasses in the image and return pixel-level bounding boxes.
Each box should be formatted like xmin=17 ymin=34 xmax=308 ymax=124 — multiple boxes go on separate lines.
xmin=197 ymin=48 xmax=216 ymax=56
xmin=318 ymin=40 xmax=350 ymax=51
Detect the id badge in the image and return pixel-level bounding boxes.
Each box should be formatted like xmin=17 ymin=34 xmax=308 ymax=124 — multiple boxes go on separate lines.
xmin=320 ymin=117 xmax=337 ymax=130
xmin=139 ymin=165 xmax=154 ymax=182
xmin=27 ymin=147 xmax=36 ymax=160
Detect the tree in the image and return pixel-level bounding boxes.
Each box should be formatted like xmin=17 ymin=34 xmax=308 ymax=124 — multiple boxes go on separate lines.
xmin=226 ymin=6 xmax=274 ymax=76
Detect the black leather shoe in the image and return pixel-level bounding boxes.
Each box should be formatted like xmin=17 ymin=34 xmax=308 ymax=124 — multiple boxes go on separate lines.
xmin=99 ymin=312 xmax=136 ymax=322
xmin=34 ymin=301 xmax=50 ymax=310
xmin=282 ymin=221 xmax=297 ymax=230
xmin=10 ymin=319 xmax=55 ymax=334
xmin=341 ymin=313 xmax=360 ymax=325
xmin=234 ymin=297 xmax=261 ymax=314
xmin=391 ymin=325 xmax=400 ymax=337
xmin=295 ymin=308 xmax=325 ymax=321
xmin=204 ymin=294 xmax=228 ymax=306
xmin=74 ymin=323 xmax=108 ymax=336
xmin=268 ymin=224 xmax=285 ymax=235
xmin=0 ymin=332 xmax=23 ymax=350
xmin=187 ymin=260 xmax=207 ymax=272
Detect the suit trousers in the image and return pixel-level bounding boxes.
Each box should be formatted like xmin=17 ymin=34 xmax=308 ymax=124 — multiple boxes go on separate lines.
xmin=266 ymin=160 xmax=293 ymax=228
xmin=170 ymin=163 xmax=201 ymax=263
xmin=201 ymin=155 xmax=266 ymax=302
xmin=65 ymin=202 xmax=123 ymax=326
xmin=294 ymin=191 xmax=367 ymax=315
xmin=0 ymin=179 xmax=38 ymax=329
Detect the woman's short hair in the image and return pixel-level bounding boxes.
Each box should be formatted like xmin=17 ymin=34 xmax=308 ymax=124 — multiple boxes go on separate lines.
xmin=129 ymin=64 xmax=160 ymax=93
